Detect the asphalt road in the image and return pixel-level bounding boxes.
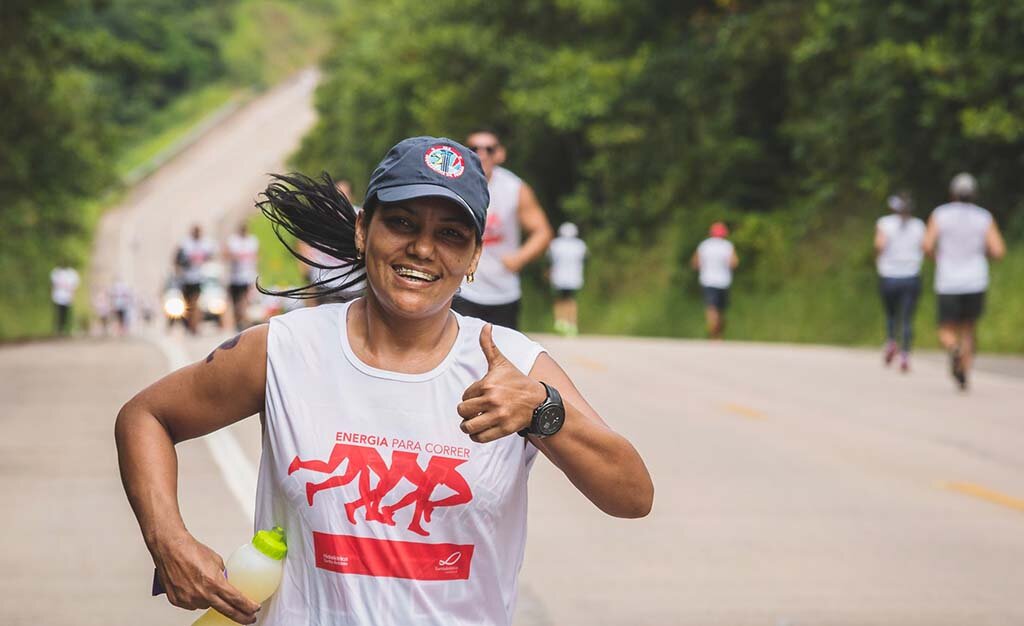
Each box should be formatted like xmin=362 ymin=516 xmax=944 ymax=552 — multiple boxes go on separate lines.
xmin=3 ymin=71 xmax=1022 ymax=625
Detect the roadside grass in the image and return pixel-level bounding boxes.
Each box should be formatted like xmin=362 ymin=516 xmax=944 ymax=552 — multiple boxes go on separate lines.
xmin=115 ymin=83 xmax=242 ymax=182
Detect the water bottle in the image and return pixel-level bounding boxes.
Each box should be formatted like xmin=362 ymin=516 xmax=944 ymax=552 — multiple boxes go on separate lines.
xmin=192 ymin=526 xmax=287 ymax=625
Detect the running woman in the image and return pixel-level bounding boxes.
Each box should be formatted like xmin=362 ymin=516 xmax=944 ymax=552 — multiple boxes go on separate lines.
xmin=691 ymin=222 xmax=739 ymax=340
xmin=115 ymin=137 xmax=652 ymax=626
xmin=50 ymin=262 xmax=80 ymax=336
xmin=225 ymin=223 xmax=259 ymax=330
xmin=174 ymin=224 xmax=215 ymax=334
xmin=875 ymin=193 xmax=925 ymax=372
xmin=452 ymin=129 xmax=554 ymax=330
xmin=548 ymin=222 xmax=587 ymax=336
xmin=923 ymin=173 xmax=1006 ymax=390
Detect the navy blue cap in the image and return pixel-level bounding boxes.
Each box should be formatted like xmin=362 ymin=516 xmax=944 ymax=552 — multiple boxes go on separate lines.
xmin=365 ymin=136 xmax=489 ymax=236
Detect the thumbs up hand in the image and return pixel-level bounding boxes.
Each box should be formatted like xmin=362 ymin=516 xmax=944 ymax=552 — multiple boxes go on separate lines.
xmin=458 ymin=324 xmax=547 ymax=443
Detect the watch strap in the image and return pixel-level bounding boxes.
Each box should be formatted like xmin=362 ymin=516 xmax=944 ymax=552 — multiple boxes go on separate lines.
xmin=518 ymin=382 xmax=560 ymax=438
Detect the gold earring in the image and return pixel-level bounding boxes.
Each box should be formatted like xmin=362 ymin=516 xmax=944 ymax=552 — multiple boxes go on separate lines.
xmin=466 ymin=273 xmax=475 ymax=283
xmin=356 ymin=248 xmax=364 ymax=261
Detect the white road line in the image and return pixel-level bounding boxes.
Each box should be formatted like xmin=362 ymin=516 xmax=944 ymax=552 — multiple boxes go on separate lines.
xmin=149 ymin=332 xmax=258 ymax=521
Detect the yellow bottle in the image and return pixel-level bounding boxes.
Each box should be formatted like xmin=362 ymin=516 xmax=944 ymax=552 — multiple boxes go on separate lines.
xmin=193 ymin=527 xmax=287 ymax=625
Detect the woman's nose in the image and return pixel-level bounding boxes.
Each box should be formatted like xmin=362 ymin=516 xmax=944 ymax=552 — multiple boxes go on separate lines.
xmin=407 ymin=231 xmax=436 ymax=259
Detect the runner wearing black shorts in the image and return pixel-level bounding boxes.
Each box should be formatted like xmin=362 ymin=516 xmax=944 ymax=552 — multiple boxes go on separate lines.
xmin=691 ymin=222 xmax=739 ymax=340
xmin=701 ymin=286 xmax=729 ymax=312
xmin=937 ymin=292 xmax=985 ymax=324
xmin=451 ymin=296 xmax=520 ymax=330
xmin=923 ymin=173 xmax=1006 ymax=390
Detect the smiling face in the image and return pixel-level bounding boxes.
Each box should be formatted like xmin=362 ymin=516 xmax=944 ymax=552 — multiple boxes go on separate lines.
xmin=356 ymin=197 xmax=482 ymax=319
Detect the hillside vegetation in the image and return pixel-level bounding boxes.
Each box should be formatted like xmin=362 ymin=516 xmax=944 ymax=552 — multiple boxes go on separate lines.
xmin=1 ymin=0 xmax=339 ymax=339
xmin=286 ymin=0 xmax=1023 ymax=351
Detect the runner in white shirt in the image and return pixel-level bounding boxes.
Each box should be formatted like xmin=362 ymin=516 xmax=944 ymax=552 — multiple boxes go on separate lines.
xmin=691 ymin=222 xmax=739 ymax=339
xmin=91 ymin=287 xmax=111 ymax=336
xmin=109 ymin=278 xmax=133 ymax=336
xmin=50 ymin=264 xmax=80 ymax=335
xmin=225 ymin=223 xmax=260 ymax=330
xmin=548 ymin=222 xmax=587 ymax=336
xmin=452 ymin=130 xmax=554 ymax=330
xmin=116 ymin=137 xmax=652 ymax=626
xmin=923 ymin=172 xmax=1006 ymax=389
xmin=874 ymin=193 xmax=925 ymax=372
xmin=175 ymin=224 xmax=215 ymax=334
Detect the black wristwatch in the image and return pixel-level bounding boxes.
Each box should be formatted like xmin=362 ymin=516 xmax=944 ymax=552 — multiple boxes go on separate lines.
xmin=518 ymin=382 xmax=565 ymax=438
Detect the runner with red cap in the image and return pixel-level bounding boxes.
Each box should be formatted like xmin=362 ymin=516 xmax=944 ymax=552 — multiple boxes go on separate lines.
xmin=692 ymin=221 xmax=739 ymax=339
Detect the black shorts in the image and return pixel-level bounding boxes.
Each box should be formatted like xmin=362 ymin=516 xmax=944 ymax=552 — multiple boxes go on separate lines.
xmin=702 ymin=286 xmax=730 ymax=311
xmin=938 ymin=292 xmax=985 ymax=323
xmin=555 ymin=288 xmax=578 ymax=299
xmin=451 ymin=296 xmax=520 ymax=330
xmin=229 ymin=283 xmax=251 ymax=302
xmin=182 ymin=282 xmax=202 ymax=301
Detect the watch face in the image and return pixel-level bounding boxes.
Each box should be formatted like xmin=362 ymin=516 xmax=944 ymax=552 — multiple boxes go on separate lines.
xmin=537 ymin=405 xmax=565 ymax=436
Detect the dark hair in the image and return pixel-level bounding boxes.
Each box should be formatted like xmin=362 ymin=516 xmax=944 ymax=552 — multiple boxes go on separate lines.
xmin=256 ymin=172 xmax=369 ymax=300
xmin=466 ymin=127 xmax=502 ymax=143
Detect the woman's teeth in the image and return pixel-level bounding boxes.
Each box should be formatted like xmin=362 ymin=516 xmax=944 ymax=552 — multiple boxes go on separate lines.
xmin=394 ymin=266 xmax=439 ymax=282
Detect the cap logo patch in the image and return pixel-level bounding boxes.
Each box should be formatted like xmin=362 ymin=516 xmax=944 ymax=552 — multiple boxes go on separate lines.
xmin=424 ymin=145 xmax=465 ymax=179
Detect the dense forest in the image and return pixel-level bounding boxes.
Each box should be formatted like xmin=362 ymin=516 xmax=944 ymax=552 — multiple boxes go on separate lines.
xmin=0 ymin=0 xmax=335 ymax=338
xmin=292 ymin=0 xmax=1023 ymax=350
xmin=4 ymin=1 xmax=1021 ymax=348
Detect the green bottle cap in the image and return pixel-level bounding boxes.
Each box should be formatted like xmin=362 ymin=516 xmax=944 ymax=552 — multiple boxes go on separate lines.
xmin=252 ymin=526 xmax=287 ymax=560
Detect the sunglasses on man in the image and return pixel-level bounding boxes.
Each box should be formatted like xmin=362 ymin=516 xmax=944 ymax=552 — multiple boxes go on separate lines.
xmin=468 ymin=144 xmax=499 ymax=155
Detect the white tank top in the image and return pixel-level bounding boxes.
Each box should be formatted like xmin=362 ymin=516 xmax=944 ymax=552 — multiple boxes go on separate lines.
xmin=696 ymin=237 xmax=735 ymax=289
xmin=179 ymin=237 xmax=215 ymax=285
xmin=875 ymin=214 xmax=925 ymax=278
xmin=932 ymin=202 xmax=993 ymax=294
xmin=50 ymin=267 xmax=80 ymax=305
xmin=256 ymin=301 xmax=544 ymax=625
xmin=227 ymin=234 xmax=260 ymax=286
xmin=548 ymin=236 xmax=587 ymax=290
xmin=458 ymin=167 xmax=523 ymax=305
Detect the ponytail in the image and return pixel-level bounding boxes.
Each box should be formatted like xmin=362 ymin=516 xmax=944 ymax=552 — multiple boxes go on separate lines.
xmin=256 ymin=172 xmax=367 ymax=299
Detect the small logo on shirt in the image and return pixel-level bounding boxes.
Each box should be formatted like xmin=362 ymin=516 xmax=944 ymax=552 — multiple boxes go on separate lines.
xmin=424 ymin=145 xmax=465 ymax=178
xmin=438 ymin=551 xmax=462 ymax=567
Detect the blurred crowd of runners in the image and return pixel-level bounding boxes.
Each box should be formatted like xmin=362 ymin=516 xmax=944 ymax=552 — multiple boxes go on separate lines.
xmin=51 ymin=130 xmax=1005 ymax=391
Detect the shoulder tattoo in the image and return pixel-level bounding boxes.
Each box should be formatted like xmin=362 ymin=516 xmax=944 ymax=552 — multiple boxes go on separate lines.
xmin=205 ymin=334 xmax=242 ymax=363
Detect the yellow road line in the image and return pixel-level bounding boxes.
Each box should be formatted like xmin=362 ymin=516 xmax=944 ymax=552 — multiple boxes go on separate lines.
xmin=570 ymin=356 xmax=607 ymax=372
xmin=942 ymin=481 xmax=1024 ymax=513
xmin=722 ymin=403 xmax=767 ymax=420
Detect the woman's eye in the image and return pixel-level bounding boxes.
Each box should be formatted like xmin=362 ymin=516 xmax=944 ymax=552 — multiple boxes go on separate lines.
xmin=387 ymin=217 xmax=414 ymax=230
xmin=441 ymin=228 xmax=468 ymax=241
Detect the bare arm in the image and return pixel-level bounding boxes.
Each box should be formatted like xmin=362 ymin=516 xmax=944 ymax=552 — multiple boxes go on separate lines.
xmin=986 ymin=220 xmax=1006 ymax=260
xmin=874 ymin=226 xmax=887 ymax=258
xmin=458 ymin=326 xmax=653 ymax=518
xmin=690 ymin=251 xmax=700 ymax=270
xmin=730 ymin=250 xmax=740 ymax=269
xmin=922 ymin=215 xmax=938 ymax=259
xmin=503 ymin=183 xmax=554 ymax=273
xmin=114 ymin=325 xmax=268 ymax=623
xmin=527 ymin=353 xmax=654 ymax=518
